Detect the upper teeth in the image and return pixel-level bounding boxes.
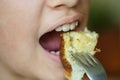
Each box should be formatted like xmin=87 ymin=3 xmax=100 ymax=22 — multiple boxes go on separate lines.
xmin=55 ymin=21 xmax=78 ymax=32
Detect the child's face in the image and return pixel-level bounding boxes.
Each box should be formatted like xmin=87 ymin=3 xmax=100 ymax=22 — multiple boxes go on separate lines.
xmin=0 ymin=0 xmax=90 ymax=79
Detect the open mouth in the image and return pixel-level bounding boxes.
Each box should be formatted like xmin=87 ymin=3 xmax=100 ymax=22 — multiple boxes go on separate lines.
xmin=39 ymin=20 xmax=79 ymax=61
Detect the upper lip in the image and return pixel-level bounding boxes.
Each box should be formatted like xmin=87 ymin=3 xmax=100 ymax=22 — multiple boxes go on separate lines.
xmin=47 ymin=14 xmax=83 ymax=33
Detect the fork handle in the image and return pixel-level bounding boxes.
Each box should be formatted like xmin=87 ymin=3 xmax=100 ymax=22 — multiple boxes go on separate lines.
xmin=88 ymin=71 xmax=107 ymax=80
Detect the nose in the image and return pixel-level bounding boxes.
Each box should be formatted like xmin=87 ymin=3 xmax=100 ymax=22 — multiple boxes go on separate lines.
xmin=47 ymin=0 xmax=79 ymax=8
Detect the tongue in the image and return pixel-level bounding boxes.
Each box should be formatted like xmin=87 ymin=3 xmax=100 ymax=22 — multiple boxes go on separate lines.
xmin=40 ymin=31 xmax=61 ymax=51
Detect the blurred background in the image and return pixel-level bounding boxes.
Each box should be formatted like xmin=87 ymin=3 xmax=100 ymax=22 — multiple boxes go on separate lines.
xmin=88 ymin=0 xmax=120 ymax=80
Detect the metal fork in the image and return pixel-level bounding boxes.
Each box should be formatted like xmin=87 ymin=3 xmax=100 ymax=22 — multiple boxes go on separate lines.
xmin=71 ymin=53 xmax=107 ymax=80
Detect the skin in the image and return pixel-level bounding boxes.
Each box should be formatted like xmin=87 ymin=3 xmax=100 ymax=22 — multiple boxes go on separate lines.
xmin=0 ymin=0 xmax=90 ymax=80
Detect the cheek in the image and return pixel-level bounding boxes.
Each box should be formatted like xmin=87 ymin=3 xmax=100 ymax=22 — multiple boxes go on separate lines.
xmin=0 ymin=26 xmax=39 ymax=77
xmin=0 ymin=27 xmax=34 ymax=62
xmin=0 ymin=0 xmax=42 ymax=54
xmin=0 ymin=0 xmax=47 ymax=74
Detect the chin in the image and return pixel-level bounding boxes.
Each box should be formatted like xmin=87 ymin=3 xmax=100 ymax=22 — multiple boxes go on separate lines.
xmin=47 ymin=70 xmax=65 ymax=80
xmin=33 ymin=63 xmax=65 ymax=80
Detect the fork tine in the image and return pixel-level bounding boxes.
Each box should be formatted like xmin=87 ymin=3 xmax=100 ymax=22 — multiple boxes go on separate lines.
xmin=88 ymin=54 xmax=98 ymax=64
xmin=71 ymin=53 xmax=88 ymax=67
xmin=85 ymin=54 xmax=99 ymax=67
xmin=72 ymin=53 xmax=94 ymax=66
xmin=81 ymin=53 xmax=94 ymax=66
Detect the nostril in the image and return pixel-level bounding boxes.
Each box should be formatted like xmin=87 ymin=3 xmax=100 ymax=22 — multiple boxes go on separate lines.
xmin=47 ymin=0 xmax=64 ymax=8
xmin=60 ymin=0 xmax=79 ymax=8
xmin=47 ymin=0 xmax=78 ymax=9
xmin=54 ymin=4 xmax=66 ymax=9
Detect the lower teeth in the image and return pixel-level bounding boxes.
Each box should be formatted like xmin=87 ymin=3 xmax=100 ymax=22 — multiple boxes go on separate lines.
xmin=50 ymin=51 xmax=60 ymax=55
